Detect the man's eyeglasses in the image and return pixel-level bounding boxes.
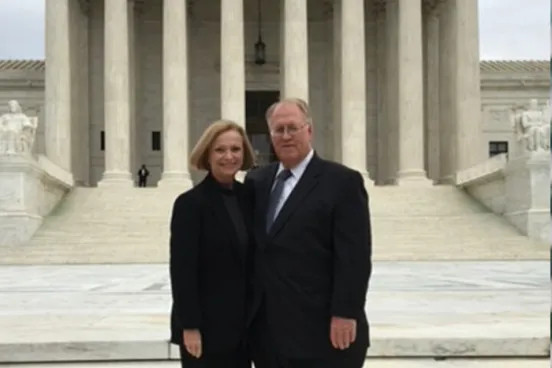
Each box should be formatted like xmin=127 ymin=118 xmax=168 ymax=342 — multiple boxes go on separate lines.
xmin=270 ymin=123 xmax=307 ymax=137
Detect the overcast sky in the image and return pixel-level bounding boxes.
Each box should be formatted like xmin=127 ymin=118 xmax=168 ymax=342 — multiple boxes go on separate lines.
xmin=0 ymin=0 xmax=549 ymax=60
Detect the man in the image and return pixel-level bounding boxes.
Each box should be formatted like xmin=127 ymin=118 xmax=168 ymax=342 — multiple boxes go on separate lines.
xmin=137 ymin=164 xmax=149 ymax=187
xmin=244 ymin=98 xmax=372 ymax=368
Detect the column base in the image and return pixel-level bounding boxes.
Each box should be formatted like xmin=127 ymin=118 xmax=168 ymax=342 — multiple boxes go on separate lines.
xmin=98 ymin=171 xmax=134 ymax=187
xmin=396 ymin=169 xmax=432 ymax=186
xmin=158 ymin=171 xmax=194 ymax=190
xmin=359 ymin=171 xmax=375 ymax=188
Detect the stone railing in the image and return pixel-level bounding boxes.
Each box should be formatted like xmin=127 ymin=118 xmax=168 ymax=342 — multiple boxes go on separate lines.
xmin=0 ymin=154 xmax=74 ymax=247
xmin=456 ymin=151 xmax=550 ymax=243
xmin=455 ymin=153 xmax=508 ymax=214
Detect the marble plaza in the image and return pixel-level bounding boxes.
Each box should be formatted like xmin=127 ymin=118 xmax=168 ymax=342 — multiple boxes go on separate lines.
xmin=0 ymin=261 xmax=548 ymax=363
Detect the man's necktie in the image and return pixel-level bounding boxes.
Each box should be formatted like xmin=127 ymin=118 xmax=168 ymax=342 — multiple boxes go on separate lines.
xmin=266 ymin=169 xmax=292 ymax=232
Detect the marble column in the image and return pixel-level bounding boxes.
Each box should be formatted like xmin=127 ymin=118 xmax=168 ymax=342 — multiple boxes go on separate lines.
xmin=44 ymin=0 xmax=72 ymax=174
xmin=100 ymin=0 xmax=133 ymax=186
xmin=340 ymin=0 xmax=370 ymax=183
xmin=385 ymin=0 xmax=399 ymax=184
xmin=454 ymin=0 xmax=483 ymax=171
xmin=438 ymin=0 xmax=483 ymax=180
xmin=423 ymin=5 xmax=440 ymax=181
xmin=375 ymin=5 xmax=387 ymax=184
xmin=396 ymin=0 xmax=429 ymax=184
xmin=159 ymin=0 xmax=192 ymax=187
xmin=280 ymin=0 xmax=309 ymax=101
xmin=221 ymin=0 xmax=245 ymax=126
xmin=438 ymin=0 xmax=453 ymax=182
xmin=332 ymin=0 xmax=342 ymax=162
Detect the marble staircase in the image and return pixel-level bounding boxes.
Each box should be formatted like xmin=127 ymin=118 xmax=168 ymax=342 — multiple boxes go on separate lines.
xmin=0 ymin=185 xmax=547 ymax=264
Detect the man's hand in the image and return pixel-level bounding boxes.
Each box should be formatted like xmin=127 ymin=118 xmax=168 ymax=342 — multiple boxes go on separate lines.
xmin=330 ymin=317 xmax=356 ymax=350
xmin=183 ymin=329 xmax=202 ymax=358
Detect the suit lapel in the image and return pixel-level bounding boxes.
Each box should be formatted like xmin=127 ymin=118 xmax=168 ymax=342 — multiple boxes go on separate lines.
xmin=267 ymin=156 xmax=322 ymax=238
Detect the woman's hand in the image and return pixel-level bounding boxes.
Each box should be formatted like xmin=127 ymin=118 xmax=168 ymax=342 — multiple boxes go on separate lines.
xmin=183 ymin=329 xmax=202 ymax=358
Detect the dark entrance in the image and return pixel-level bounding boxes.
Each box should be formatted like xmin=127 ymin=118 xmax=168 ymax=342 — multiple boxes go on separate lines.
xmin=246 ymin=91 xmax=279 ymax=166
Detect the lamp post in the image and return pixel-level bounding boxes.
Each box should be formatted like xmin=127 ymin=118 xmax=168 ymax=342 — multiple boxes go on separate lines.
xmin=254 ymin=0 xmax=266 ymax=65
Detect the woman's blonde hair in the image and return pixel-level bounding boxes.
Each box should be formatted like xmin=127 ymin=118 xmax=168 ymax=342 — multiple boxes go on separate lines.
xmin=189 ymin=119 xmax=256 ymax=171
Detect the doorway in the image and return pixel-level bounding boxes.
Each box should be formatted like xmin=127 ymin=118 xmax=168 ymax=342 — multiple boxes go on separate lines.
xmin=246 ymin=91 xmax=279 ymax=166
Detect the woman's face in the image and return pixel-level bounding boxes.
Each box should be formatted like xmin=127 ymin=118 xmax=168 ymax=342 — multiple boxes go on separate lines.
xmin=208 ymin=129 xmax=244 ymax=182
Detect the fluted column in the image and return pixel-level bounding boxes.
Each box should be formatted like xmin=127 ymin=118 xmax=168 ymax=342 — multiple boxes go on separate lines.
xmin=100 ymin=0 xmax=133 ymax=186
xmin=159 ymin=0 xmax=192 ymax=187
xmin=332 ymin=0 xmax=342 ymax=162
xmin=396 ymin=0 xmax=429 ymax=184
xmin=45 ymin=0 xmax=72 ymax=174
xmin=340 ymin=0 xmax=371 ymax=184
xmin=438 ymin=0 xmax=483 ymax=181
xmin=221 ymin=0 xmax=245 ymax=126
xmin=280 ymin=0 xmax=309 ymax=101
xmin=385 ymin=0 xmax=398 ymax=184
xmin=454 ymin=0 xmax=483 ymax=171
xmin=424 ymin=5 xmax=440 ymax=181
xmin=375 ymin=5 xmax=387 ymax=184
xmin=438 ymin=0 xmax=453 ymax=182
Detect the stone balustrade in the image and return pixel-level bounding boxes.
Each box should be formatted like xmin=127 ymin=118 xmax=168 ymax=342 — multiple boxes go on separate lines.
xmin=456 ymin=151 xmax=550 ymax=243
xmin=0 ymin=155 xmax=73 ymax=246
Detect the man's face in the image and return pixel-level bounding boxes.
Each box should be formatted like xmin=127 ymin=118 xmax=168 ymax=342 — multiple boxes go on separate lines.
xmin=268 ymin=103 xmax=312 ymax=167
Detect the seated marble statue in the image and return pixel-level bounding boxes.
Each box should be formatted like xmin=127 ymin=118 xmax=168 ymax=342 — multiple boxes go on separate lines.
xmin=0 ymin=100 xmax=38 ymax=156
xmin=511 ymin=98 xmax=550 ymax=153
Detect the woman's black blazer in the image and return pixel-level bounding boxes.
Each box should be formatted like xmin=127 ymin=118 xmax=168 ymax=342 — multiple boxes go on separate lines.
xmin=169 ymin=173 xmax=253 ymax=353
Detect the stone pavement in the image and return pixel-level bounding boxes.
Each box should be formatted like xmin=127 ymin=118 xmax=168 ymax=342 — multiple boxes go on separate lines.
xmin=0 ymin=261 xmax=548 ymax=363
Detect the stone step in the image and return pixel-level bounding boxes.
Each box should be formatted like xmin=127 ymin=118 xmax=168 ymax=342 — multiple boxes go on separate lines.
xmin=0 ymin=361 xmax=549 ymax=368
xmin=0 ymin=337 xmax=548 ymax=364
xmin=1 ymin=239 xmax=545 ymax=265
xmin=0 ymin=185 xmax=547 ymax=265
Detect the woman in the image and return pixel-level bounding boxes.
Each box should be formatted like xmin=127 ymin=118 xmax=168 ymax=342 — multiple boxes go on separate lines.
xmin=169 ymin=120 xmax=256 ymax=368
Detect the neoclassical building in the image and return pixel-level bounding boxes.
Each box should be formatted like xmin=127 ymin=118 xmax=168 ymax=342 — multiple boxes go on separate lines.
xmin=0 ymin=0 xmax=550 ymax=186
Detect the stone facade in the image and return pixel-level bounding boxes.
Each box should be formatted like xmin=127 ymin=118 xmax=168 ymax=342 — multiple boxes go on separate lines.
xmin=0 ymin=0 xmax=549 ymax=187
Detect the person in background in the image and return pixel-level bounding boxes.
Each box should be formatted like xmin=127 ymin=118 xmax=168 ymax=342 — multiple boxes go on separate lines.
xmin=169 ymin=120 xmax=256 ymax=368
xmin=137 ymin=164 xmax=149 ymax=187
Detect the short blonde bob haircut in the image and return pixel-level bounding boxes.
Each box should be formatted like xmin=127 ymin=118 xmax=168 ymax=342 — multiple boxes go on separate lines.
xmin=189 ymin=119 xmax=256 ymax=171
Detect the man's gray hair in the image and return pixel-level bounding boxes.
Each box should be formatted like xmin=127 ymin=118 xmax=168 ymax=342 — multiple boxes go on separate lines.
xmin=265 ymin=97 xmax=313 ymax=125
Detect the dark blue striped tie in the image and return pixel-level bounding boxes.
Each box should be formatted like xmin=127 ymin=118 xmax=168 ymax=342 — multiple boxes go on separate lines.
xmin=266 ymin=169 xmax=292 ymax=232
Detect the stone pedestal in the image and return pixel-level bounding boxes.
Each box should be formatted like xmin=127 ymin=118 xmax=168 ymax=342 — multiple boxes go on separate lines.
xmin=504 ymin=152 xmax=550 ymax=243
xmin=0 ymin=155 xmax=73 ymax=246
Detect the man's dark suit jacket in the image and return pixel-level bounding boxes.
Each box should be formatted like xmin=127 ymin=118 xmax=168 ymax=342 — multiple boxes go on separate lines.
xmin=169 ymin=173 xmax=253 ymax=353
xmin=244 ymin=154 xmax=372 ymax=359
